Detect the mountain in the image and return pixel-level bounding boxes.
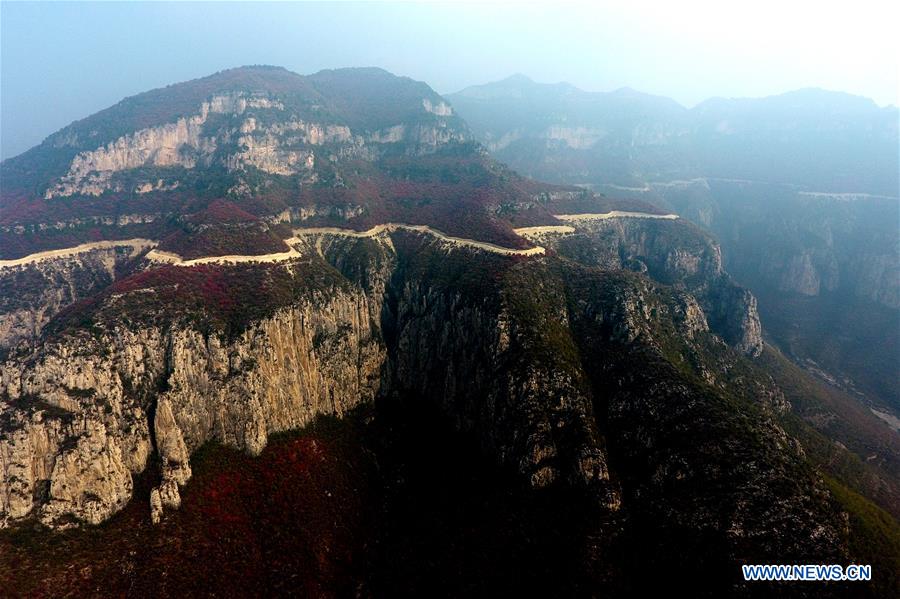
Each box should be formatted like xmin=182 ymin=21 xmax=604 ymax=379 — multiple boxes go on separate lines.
xmin=447 ymin=76 xmax=900 ymax=195
xmin=1 ymin=66 xmax=898 ymax=597
xmin=595 ymin=178 xmax=900 ymax=414
xmin=449 ymin=75 xmax=900 ymax=418
xmin=448 ymin=74 xmax=691 ymax=186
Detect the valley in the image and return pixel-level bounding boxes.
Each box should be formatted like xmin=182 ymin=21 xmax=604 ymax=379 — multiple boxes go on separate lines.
xmin=0 ymin=63 xmax=896 ymax=598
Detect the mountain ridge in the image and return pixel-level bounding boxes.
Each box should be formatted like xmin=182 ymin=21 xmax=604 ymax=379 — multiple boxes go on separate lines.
xmin=1 ymin=65 xmax=897 ymax=597
xmin=446 ymin=74 xmax=899 ymax=195
xmin=452 ymin=74 xmax=894 ymax=110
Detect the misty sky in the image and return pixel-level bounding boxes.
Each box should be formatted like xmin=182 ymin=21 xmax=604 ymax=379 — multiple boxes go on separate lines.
xmin=2 ymin=1 xmax=898 ymax=160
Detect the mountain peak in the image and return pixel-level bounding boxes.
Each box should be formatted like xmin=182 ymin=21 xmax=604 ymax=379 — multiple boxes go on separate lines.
xmin=1 ymin=64 xmax=470 ymax=203
xmin=451 ymin=73 xmax=563 ymax=100
xmin=693 ymin=87 xmax=887 ymax=115
xmin=503 ymin=73 xmax=536 ymax=85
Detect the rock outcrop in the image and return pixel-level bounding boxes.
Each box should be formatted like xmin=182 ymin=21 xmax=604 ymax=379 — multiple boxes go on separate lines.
xmin=0 ymin=226 xmax=854 ymax=599
xmin=45 ymin=96 xmax=226 ymax=198
xmin=1 ymin=285 xmax=384 ymax=527
xmin=0 ymin=223 xmax=761 ymax=528
xmin=42 ymin=84 xmax=470 ymax=199
xmin=524 ymin=217 xmax=764 ymax=356
xmin=0 ymin=242 xmax=153 ymax=351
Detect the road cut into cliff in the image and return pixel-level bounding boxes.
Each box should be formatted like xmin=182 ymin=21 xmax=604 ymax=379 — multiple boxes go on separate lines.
xmin=0 ymin=211 xmax=679 ymax=269
xmin=0 ymin=239 xmax=157 ymax=269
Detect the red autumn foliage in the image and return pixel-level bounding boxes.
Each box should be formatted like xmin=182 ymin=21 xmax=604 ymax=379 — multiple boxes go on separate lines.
xmin=0 ymin=422 xmax=374 ymax=597
xmin=188 ymin=199 xmax=259 ymax=225
xmin=1 ymin=145 xmax=663 ymax=260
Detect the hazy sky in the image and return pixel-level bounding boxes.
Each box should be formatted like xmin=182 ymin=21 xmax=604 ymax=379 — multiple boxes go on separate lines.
xmin=2 ymin=1 xmax=898 ymax=160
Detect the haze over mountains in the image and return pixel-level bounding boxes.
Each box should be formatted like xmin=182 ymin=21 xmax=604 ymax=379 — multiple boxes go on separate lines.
xmin=448 ymin=74 xmax=900 ymax=195
xmin=1 ymin=65 xmax=898 ymax=597
xmin=448 ymin=73 xmax=900 ymax=413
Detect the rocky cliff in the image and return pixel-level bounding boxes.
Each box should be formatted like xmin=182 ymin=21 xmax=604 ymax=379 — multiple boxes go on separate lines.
xmin=45 ymin=89 xmax=468 ymax=199
xmin=600 ymin=178 xmax=900 ymax=411
xmin=519 ymin=217 xmax=763 ymax=356
xmin=1 ymin=283 xmax=384 ymax=527
xmin=0 ymin=229 xmax=844 ymax=584
xmin=0 ymin=241 xmax=153 ymax=352
xmin=640 ymin=180 xmax=900 ymax=311
xmin=2 ymin=65 xmax=890 ymax=597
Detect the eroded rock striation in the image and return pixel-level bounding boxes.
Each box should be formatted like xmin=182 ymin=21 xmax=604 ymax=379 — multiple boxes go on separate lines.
xmin=1 ymin=286 xmax=383 ymax=527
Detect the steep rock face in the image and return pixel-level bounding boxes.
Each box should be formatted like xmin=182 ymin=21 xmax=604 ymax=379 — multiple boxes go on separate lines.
xmin=757 ymin=248 xmax=839 ymax=298
xmin=847 ymin=250 xmax=899 ymax=309
xmin=0 ymin=243 xmax=152 ymax=351
xmin=41 ymin=93 xmax=288 ymax=198
xmin=702 ymin=282 xmax=763 ymax=356
xmin=561 ymin=270 xmax=848 ymax=574
xmin=0 ymin=230 xmax=749 ymax=528
xmin=35 ymin=74 xmax=470 ymax=200
xmin=0 ymin=230 xmax=848 ymax=591
xmin=382 ymin=278 xmax=618 ymax=503
xmin=334 ymin=238 xmax=844 ymax=575
xmin=588 ymin=178 xmax=900 ymax=411
xmin=529 ymin=218 xmax=763 ymax=356
xmin=46 ymin=100 xmax=217 ymax=198
xmin=39 ymin=419 xmax=136 ymax=526
xmin=642 ymin=179 xmax=900 ymax=310
xmin=0 ymin=215 xmax=768 ymax=526
xmin=0 ymin=326 xmax=160 ymax=527
xmin=314 ymin=233 xmax=620 ymax=498
xmin=0 ymin=232 xmax=862 ymax=599
xmin=377 ymin=249 xmax=846 ymax=578
xmin=0 ymin=287 xmax=384 ymax=528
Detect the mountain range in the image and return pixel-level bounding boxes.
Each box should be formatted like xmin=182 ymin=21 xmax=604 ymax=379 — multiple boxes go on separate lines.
xmin=0 ymin=66 xmax=897 ymax=597
xmin=449 ymin=73 xmax=900 ymax=416
xmin=447 ymin=73 xmax=899 ymax=195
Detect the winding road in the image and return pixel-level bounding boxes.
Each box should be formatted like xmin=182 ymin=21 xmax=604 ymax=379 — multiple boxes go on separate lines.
xmin=0 ymin=211 xmax=679 ymax=269
xmin=0 ymin=239 xmax=156 ymax=269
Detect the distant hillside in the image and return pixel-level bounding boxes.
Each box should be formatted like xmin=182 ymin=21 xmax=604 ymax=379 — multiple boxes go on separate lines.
xmin=447 ymin=75 xmax=899 ymax=195
xmin=449 ymin=75 xmax=900 ymax=409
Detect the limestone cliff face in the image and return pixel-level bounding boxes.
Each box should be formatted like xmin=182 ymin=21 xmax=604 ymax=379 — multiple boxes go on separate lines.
xmin=43 ymin=87 xmax=469 ymax=198
xmin=531 ymin=218 xmax=763 ymax=356
xmin=422 ymin=98 xmax=453 ymax=116
xmin=0 ymin=230 xmax=851 ymax=583
xmin=587 ymin=179 xmax=897 ymax=411
xmin=45 ymin=95 xmax=232 ymax=198
xmin=758 ymin=248 xmax=840 ymax=297
xmin=0 ymin=221 xmax=816 ymax=536
xmin=542 ymin=126 xmax=608 ymax=150
xmin=0 ymin=288 xmax=384 ymax=528
xmin=847 ymin=251 xmax=899 ymax=309
xmin=649 ymin=179 xmax=900 ymax=310
xmin=381 ymin=279 xmax=618 ymax=504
